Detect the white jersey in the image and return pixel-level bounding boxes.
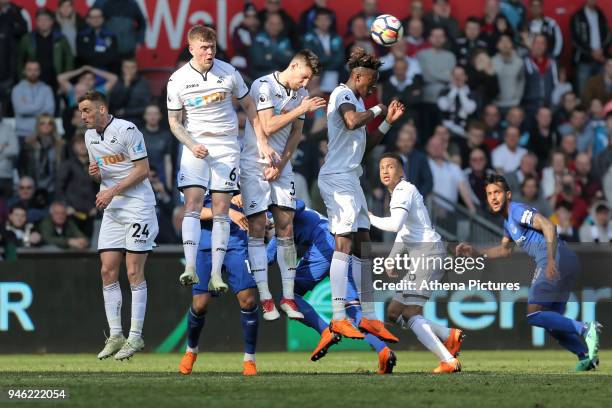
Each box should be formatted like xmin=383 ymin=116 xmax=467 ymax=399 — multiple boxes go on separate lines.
xmin=391 ymin=180 xmax=441 ymax=244
xmin=319 ymin=84 xmax=366 ymax=176
xmin=242 ymin=72 xmax=307 ymax=163
xmin=166 ymin=58 xmax=249 ymax=138
xmin=85 ymin=117 xmax=155 ymax=210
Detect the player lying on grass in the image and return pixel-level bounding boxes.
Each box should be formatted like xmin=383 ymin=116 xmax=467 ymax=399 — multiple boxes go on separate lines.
xmin=368 ymin=153 xmax=464 ymax=374
xmin=178 ymin=195 xmax=259 ymax=376
xmin=241 ymin=49 xmax=326 ymax=321
xmin=267 ymin=200 xmax=398 ymax=374
xmin=456 ymin=174 xmax=601 ymax=371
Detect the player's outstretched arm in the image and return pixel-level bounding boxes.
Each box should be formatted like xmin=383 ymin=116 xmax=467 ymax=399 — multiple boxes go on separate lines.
xmin=95 ymin=158 xmax=150 ymax=209
xmin=258 ymin=96 xmax=326 ymax=136
xmin=339 ymin=102 xmax=384 ymax=131
xmin=368 ymin=208 xmax=408 ymax=233
xmin=365 ymin=100 xmax=405 ymax=154
xmin=455 ymin=236 xmax=514 ymax=259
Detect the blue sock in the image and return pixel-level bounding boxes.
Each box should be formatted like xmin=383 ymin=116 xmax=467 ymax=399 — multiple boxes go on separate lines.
xmin=547 ymin=330 xmax=588 ymax=359
xmin=527 ymin=311 xmax=586 ymax=335
xmin=240 ymin=306 xmax=259 ymax=355
xmin=346 ymin=304 xmax=387 ymax=353
xmin=187 ymin=307 xmax=206 ymax=349
xmin=295 ymin=295 xmax=328 ymax=334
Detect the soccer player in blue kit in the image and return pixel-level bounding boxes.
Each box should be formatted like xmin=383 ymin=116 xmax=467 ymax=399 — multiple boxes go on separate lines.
xmin=456 ymin=175 xmax=601 ymax=371
xmin=267 ymin=200 xmax=398 ymax=374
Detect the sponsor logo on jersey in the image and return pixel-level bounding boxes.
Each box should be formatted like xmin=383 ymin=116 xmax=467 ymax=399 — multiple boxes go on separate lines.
xmin=132 ymin=141 xmax=145 ymax=154
xmin=185 ymin=92 xmax=227 ymax=107
xmin=134 ymin=239 xmax=147 ymax=244
xmin=96 ymin=153 xmax=126 ymax=166
xmin=90 ymin=139 xmax=100 ymax=144
xmin=186 ymin=83 xmax=199 ymax=89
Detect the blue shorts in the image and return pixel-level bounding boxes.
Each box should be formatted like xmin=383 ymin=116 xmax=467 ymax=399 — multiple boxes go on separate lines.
xmin=193 ymin=247 xmax=256 ymax=296
xmin=294 ymin=255 xmax=358 ymax=302
xmin=528 ymin=246 xmax=580 ymax=312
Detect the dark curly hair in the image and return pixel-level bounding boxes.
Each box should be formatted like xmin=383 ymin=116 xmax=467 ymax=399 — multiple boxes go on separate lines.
xmin=347 ymin=47 xmax=382 ymax=71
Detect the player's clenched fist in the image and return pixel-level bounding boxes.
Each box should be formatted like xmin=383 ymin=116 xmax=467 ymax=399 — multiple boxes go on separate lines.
xmin=455 ymin=242 xmax=474 ymax=257
xmin=299 ymin=96 xmax=327 ymax=113
xmin=385 ymin=100 xmax=405 ymax=124
xmin=190 ymin=143 xmax=209 ymax=159
xmin=89 ymin=161 xmax=100 ymax=178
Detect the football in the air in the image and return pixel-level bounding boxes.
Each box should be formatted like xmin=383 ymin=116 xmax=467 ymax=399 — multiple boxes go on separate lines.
xmin=370 ymin=14 xmax=404 ymax=47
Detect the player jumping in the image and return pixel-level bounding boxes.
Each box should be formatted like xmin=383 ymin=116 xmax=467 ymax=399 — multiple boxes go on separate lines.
xmin=80 ymin=91 xmax=159 ymax=361
xmin=368 ymin=153 xmax=464 ymax=373
xmin=318 ymin=47 xmax=403 ymax=342
xmin=456 ymin=174 xmax=601 ymax=371
xmin=178 ymin=195 xmax=259 ymax=376
xmin=167 ymin=25 xmax=266 ymax=291
xmin=241 ymin=49 xmax=326 ymax=320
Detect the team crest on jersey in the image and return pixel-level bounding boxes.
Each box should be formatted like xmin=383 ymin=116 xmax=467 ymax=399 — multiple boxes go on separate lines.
xmin=344 ymin=95 xmax=351 ymax=101
xmin=259 ymin=93 xmax=269 ymax=103
xmin=110 ymin=135 xmax=117 ymax=144
xmin=217 ymin=76 xmax=225 ymax=83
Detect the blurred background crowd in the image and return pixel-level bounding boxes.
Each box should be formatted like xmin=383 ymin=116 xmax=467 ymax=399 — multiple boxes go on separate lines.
xmin=0 ymin=0 xmax=611 ymax=255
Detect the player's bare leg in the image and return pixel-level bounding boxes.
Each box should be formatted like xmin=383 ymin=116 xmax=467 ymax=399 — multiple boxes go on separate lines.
xmin=236 ymin=288 xmax=259 ymax=376
xmin=208 ymin=192 xmax=231 ymax=292
xmin=272 ymin=206 xmax=303 ymax=320
xmin=179 ymin=293 xmax=210 ymax=374
xmin=98 ymin=251 xmax=125 ymax=359
xmin=180 ymin=187 xmax=205 ymax=285
xmin=115 ymin=252 xmax=148 ymax=361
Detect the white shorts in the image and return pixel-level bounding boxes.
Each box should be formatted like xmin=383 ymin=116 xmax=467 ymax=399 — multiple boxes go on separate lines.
xmin=177 ymin=135 xmax=240 ymax=193
xmin=318 ymin=172 xmax=370 ymax=235
xmin=98 ymin=206 xmax=159 ymax=253
xmin=240 ymin=161 xmax=295 ymax=216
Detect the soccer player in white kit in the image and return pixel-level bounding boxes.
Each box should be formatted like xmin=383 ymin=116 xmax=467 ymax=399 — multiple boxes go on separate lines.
xmin=369 ymin=153 xmax=464 ymax=373
xmin=167 ymin=26 xmax=267 ymax=291
xmin=317 ymin=47 xmax=403 ymax=342
xmin=241 ymin=49 xmax=326 ymax=321
xmin=79 ymin=91 xmax=159 ymax=361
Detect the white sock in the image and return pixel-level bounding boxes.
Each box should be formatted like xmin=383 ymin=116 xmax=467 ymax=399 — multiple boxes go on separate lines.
xmin=211 ymin=215 xmax=230 ymax=280
xmin=427 ymin=319 xmax=451 ymax=342
xmin=330 ymin=251 xmax=350 ymax=320
xmin=129 ymin=281 xmax=147 ymax=339
xmin=103 ymin=282 xmax=122 ymax=336
xmin=351 ymin=256 xmax=376 ymax=319
xmin=187 ymin=346 xmax=198 ymax=353
xmin=248 ymin=237 xmax=271 ymax=300
xmin=182 ymin=211 xmax=201 ymax=269
xmin=277 ymin=236 xmax=297 ymax=299
xmin=244 ymin=353 xmax=256 ymax=362
xmin=408 ymin=315 xmax=454 ymax=362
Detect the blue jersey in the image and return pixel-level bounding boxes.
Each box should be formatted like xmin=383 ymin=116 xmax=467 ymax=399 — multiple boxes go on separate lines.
xmin=199 ymin=197 xmax=247 ymax=251
xmin=503 ymin=201 xmax=562 ymax=267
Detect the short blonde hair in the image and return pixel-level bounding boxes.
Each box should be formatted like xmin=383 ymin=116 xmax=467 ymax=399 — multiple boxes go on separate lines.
xmin=188 ymin=25 xmax=216 ymax=44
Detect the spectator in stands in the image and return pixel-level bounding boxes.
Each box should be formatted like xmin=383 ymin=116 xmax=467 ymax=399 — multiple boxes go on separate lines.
xmin=553 ymin=90 xmax=578 ymax=130
xmin=560 ymin=134 xmax=578 ymax=169
xmin=427 ymin=135 xmax=476 ymax=213
xmin=517 ymin=174 xmax=552 ymax=217
xmin=582 ymin=57 xmax=612 ymax=108
xmin=482 ymin=103 xmax=504 ymax=143
xmin=505 ymin=106 xmax=530 ymax=146
xmin=589 ymin=98 xmax=609 ymax=156
xmin=149 ymin=166 xmax=178 ymax=244
xmin=393 ymin=123 xmax=433 ymax=197
xmin=417 ymin=27 xmax=456 ymax=140
xmin=501 ymin=0 xmax=527 ymax=30
xmin=552 ymin=200 xmax=579 ymax=242
xmin=39 ymin=201 xmax=89 ymax=249
xmin=258 ymin=0 xmax=298 ymax=48
xmin=575 ymin=152 xmax=603 ymax=205
xmin=231 ymin=4 xmax=260 ymax=78
xmin=108 ymin=58 xmax=150 ymax=125
xmin=300 ymin=0 xmax=336 ymax=34
xmin=505 ymin=152 xmax=538 ymax=195
xmin=249 ymin=13 xmax=294 ymax=80
xmin=437 ymin=66 xmax=477 ymax=138
xmin=347 ymin=0 xmax=379 ymax=36
xmin=17 ymin=8 xmax=73 ymax=92
xmin=5 ymin=204 xmax=42 ymax=248
xmin=528 ymin=106 xmax=558 ymax=167
xmin=0 ymin=106 xmax=18 ymax=197
xmin=554 ymin=173 xmax=589 ymax=227
xmin=18 ymin=113 xmax=64 ymax=195
xmin=7 ymin=176 xmax=47 ymax=223
xmin=467 ymin=49 xmax=499 ymax=110
xmin=55 ymin=133 xmax=97 ymax=237
xmin=345 ymin=16 xmax=375 ymax=56
xmin=492 ymin=34 xmax=524 ymax=112
xmin=464 ymin=148 xmax=495 ymax=209
xmin=77 ymin=7 xmax=120 ymax=74
xmin=405 ymin=18 xmax=430 ymax=57
xmin=141 ymin=104 xmax=173 ymax=190
xmin=94 ymin=0 xmax=146 ymax=58
xmin=423 ymin=0 xmax=460 ymax=45
xmin=526 ymin=0 xmax=563 ymax=58
xmin=57 ymin=64 xmax=117 ymax=109
xmin=55 ymin=0 xmax=85 ymax=57
xmin=454 ymin=16 xmax=488 ymax=67
xmin=551 ymin=67 xmax=573 ymax=107
xmin=592 ymin=112 xmax=612 ymax=179
xmin=492 ymin=125 xmax=527 ymax=173
xmin=0 ymin=0 xmax=28 ymax=116
xmin=11 ymin=60 xmax=55 ymax=141
xmin=522 ymin=34 xmax=558 ymax=117
xmin=579 ymin=201 xmax=612 ymax=243
xmin=570 ymin=0 xmax=610 ymax=95
xmin=485 ymin=13 xmax=515 ymax=55
xmin=482 ymin=0 xmax=503 ymax=35
xmin=558 ymin=107 xmax=594 ymax=153
xmin=453 ymin=121 xmax=491 ymax=169
xmin=402 ymin=0 xmax=425 ymax=26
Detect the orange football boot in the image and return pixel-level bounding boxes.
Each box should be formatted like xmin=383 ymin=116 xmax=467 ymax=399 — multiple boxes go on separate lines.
xmin=359 ymin=318 xmax=399 ymax=343
xmin=443 ymin=328 xmax=465 ymax=357
xmin=432 ymin=358 xmax=461 ymax=374
xmin=178 ymin=351 xmax=197 ymax=375
xmin=330 ymin=319 xmax=365 ymax=339
xmin=242 ymin=361 xmax=257 ymax=376
xmin=377 ymin=347 xmax=397 ymax=374
xmin=311 ymin=327 xmax=342 ymax=361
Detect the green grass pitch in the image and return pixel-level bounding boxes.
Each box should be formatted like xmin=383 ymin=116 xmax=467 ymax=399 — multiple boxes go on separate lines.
xmin=1 ymin=351 xmax=610 ymax=407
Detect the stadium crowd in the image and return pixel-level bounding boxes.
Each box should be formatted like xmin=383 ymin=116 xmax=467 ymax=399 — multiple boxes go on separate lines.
xmin=1 ymin=0 xmax=612 ymax=256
